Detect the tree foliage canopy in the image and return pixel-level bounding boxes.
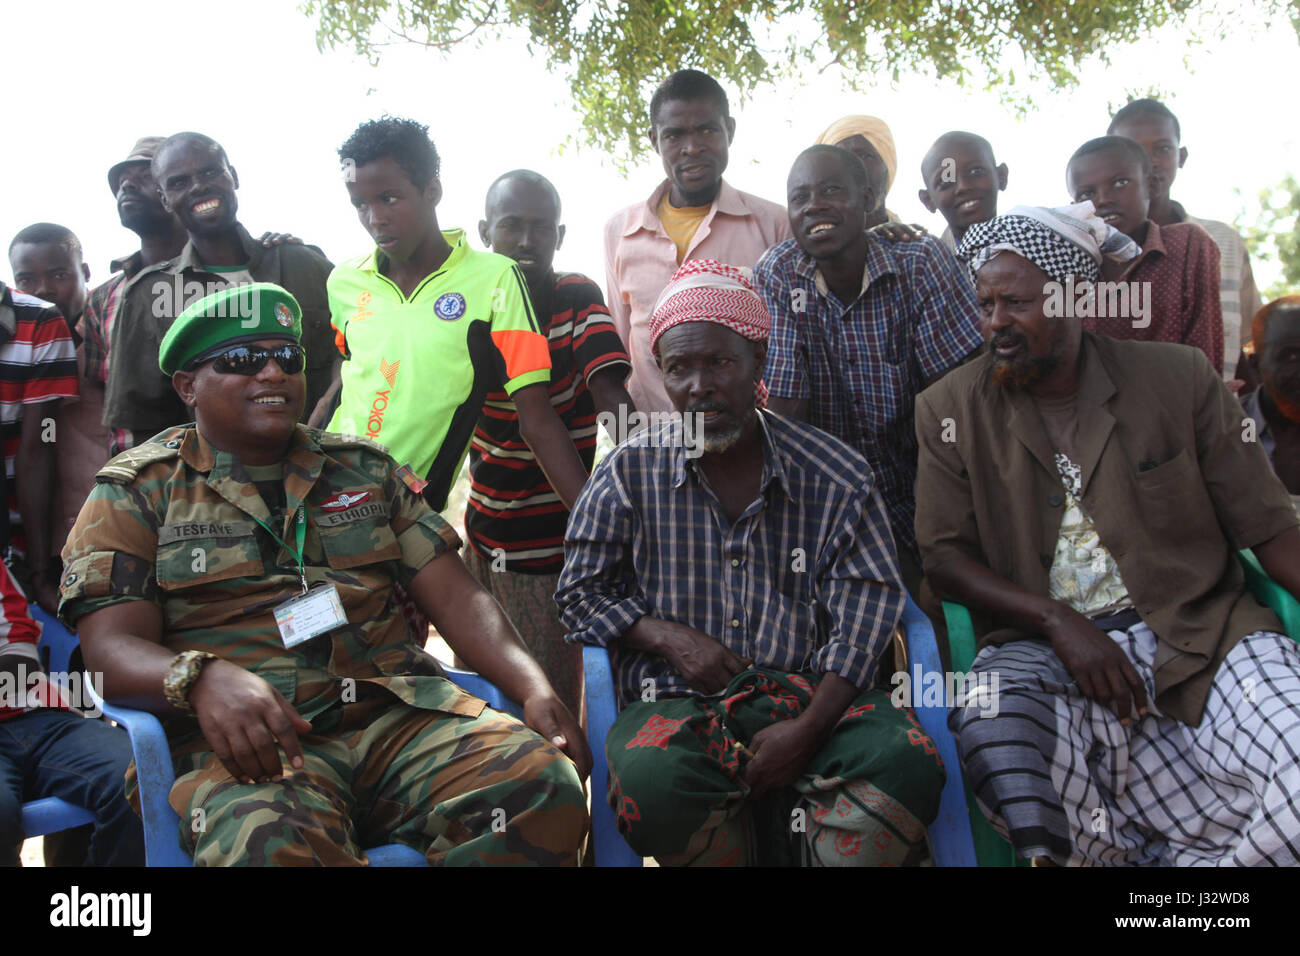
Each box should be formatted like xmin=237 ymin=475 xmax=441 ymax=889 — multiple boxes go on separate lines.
xmin=304 ymin=0 xmax=1295 ymax=164
xmin=1241 ymin=174 xmax=1300 ymax=301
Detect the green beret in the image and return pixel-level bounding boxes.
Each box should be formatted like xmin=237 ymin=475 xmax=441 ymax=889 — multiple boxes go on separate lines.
xmin=159 ymin=282 xmax=303 ymax=375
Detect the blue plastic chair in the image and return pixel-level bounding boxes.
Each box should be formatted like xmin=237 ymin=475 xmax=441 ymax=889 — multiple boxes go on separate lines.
xmin=442 ymin=666 xmax=523 ymax=720
xmin=576 ymin=599 xmax=956 ymax=867
xmin=84 ymin=665 xmax=528 ymax=867
xmin=581 ymin=645 xmax=642 ymax=867
xmin=900 ymin=593 xmax=979 ymax=866
xmin=18 ymin=606 xmax=96 ymax=840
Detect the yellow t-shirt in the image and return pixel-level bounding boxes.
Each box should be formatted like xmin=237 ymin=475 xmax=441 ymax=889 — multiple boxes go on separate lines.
xmin=657 ymin=193 xmax=711 ymax=264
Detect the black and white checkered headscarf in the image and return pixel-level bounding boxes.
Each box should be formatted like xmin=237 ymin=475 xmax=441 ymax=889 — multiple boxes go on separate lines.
xmin=956 ymin=201 xmax=1139 ymax=286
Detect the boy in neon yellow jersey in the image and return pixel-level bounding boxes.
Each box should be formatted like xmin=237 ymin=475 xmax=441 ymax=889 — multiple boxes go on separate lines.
xmin=322 ymin=118 xmax=588 ymax=512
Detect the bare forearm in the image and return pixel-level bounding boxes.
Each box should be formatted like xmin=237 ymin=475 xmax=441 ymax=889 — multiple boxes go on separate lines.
xmin=799 ymin=672 xmax=859 ymax=744
xmin=519 ymin=411 xmax=587 ymax=510
xmin=929 ymin=552 xmax=1064 ymax=635
xmin=17 ymin=474 xmax=52 ymax=571
xmin=17 ymin=411 xmax=55 ymax=572
xmin=1254 ymin=525 xmax=1300 ymax=603
xmin=622 ymin=615 xmax=667 ymax=655
xmin=306 ymin=356 xmax=342 ymax=428
xmin=588 ymin=368 xmax=636 ymax=432
xmin=410 ymin=554 xmax=553 ymax=704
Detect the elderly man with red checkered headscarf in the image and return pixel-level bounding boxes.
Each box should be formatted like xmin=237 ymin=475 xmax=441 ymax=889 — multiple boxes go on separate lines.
xmin=557 ymin=259 xmax=945 ymax=867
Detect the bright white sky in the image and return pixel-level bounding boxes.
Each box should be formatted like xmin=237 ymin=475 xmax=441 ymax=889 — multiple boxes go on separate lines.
xmin=2 ymin=0 xmax=1296 ymax=292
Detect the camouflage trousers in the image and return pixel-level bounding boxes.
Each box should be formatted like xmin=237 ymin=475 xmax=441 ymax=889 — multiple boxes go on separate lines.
xmin=606 ymin=669 xmax=946 ymax=866
xmin=168 ymin=696 xmax=587 ymax=866
xmin=463 ymin=549 xmax=584 ymax=720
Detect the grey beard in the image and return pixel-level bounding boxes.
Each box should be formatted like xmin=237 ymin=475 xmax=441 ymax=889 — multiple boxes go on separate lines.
xmin=702 ymin=420 xmax=745 ymax=454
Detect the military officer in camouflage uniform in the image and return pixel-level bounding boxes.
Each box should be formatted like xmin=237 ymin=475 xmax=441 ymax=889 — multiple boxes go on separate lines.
xmin=58 ymin=282 xmax=590 ymax=866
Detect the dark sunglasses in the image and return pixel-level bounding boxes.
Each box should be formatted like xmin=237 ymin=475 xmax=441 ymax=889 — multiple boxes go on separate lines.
xmin=206 ymin=344 xmax=306 ymax=376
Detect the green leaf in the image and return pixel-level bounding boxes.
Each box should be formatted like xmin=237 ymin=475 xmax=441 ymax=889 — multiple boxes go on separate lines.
xmin=303 ymin=0 xmax=1281 ymax=163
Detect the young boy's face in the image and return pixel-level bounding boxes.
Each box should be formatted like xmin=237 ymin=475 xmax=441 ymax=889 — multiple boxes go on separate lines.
xmin=346 ymin=156 xmax=440 ymax=265
xmin=1067 ymin=148 xmax=1150 ymax=241
xmin=10 ymin=240 xmax=90 ymax=321
xmin=1109 ymin=115 xmax=1185 ymax=209
xmin=478 ymin=178 xmax=564 ymax=289
xmin=919 ymin=139 xmax=1007 ymax=236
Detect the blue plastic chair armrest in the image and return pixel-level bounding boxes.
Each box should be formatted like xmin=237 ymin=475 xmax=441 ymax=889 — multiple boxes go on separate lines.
xmin=443 ymin=666 xmax=523 ymax=719
xmin=30 ymin=604 xmax=79 ymax=676
xmin=582 ymin=644 xmax=641 ymax=867
xmin=900 ymin=594 xmax=978 ymax=866
xmin=83 ymin=679 xmax=192 ymax=867
xmin=21 ymin=797 xmax=95 ymax=838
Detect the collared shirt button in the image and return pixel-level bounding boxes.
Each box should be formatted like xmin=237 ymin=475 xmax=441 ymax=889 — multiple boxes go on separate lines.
xmin=730 ymin=558 xmax=740 ymax=567
xmin=730 ymin=618 xmax=740 ymax=628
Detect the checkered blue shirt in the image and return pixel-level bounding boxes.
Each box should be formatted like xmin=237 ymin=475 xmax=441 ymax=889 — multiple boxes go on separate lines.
xmin=754 ymin=235 xmax=982 ymax=558
xmin=556 ymin=411 xmax=904 ymax=706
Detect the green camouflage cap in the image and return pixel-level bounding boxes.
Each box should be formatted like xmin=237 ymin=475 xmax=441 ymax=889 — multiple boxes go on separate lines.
xmin=160 ymin=282 xmax=303 ymax=375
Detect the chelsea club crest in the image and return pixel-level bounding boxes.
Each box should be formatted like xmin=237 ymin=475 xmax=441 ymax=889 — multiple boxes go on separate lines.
xmin=433 ymin=292 xmax=467 ymax=321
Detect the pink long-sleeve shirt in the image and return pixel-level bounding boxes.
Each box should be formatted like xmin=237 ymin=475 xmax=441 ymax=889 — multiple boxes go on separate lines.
xmin=604 ymin=179 xmax=791 ymax=413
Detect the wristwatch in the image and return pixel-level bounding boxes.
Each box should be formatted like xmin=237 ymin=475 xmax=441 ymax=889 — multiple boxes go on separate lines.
xmin=163 ymin=651 xmax=219 ymax=712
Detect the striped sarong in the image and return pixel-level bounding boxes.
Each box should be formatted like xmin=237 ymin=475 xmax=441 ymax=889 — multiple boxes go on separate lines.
xmin=950 ymin=624 xmax=1300 ymax=865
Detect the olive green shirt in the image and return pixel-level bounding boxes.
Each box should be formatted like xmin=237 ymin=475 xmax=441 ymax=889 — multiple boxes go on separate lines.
xmin=102 ymin=225 xmax=336 ymax=433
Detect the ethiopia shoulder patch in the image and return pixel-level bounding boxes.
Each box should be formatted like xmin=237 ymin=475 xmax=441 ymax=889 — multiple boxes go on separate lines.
xmin=394 ymin=464 xmax=428 ymax=495
xmin=433 ymin=292 xmax=466 ymax=321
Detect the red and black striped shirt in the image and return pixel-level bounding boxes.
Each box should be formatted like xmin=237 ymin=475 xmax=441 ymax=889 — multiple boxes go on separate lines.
xmin=465 ymin=272 xmax=630 ymax=574
xmin=0 ymin=284 xmax=79 ymax=552
xmin=0 ymin=557 xmax=65 ymax=720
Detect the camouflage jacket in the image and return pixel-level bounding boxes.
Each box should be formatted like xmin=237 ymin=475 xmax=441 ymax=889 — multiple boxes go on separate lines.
xmin=57 ymin=424 xmax=483 ymax=737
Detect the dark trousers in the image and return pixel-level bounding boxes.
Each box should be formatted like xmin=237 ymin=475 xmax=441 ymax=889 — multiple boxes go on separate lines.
xmin=0 ymin=709 xmax=144 ymax=866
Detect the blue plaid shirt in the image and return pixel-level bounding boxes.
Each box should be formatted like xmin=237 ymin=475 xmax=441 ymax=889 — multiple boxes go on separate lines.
xmin=556 ymin=411 xmax=904 ymax=706
xmin=754 ymin=235 xmax=982 ymax=558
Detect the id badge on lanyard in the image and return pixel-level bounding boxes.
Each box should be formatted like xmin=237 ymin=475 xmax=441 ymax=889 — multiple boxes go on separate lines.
xmin=274 ymin=583 xmax=347 ymax=648
xmin=257 ymin=506 xmax=348 ymax=647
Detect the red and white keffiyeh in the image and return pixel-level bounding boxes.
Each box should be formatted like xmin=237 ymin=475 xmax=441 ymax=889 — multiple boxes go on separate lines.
xmin=648 ymin=259 xmax=772 ymax=407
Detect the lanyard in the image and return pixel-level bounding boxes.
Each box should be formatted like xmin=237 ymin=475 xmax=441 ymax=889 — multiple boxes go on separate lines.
xmin=251 ymin=506 xmax=308 ymax=594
